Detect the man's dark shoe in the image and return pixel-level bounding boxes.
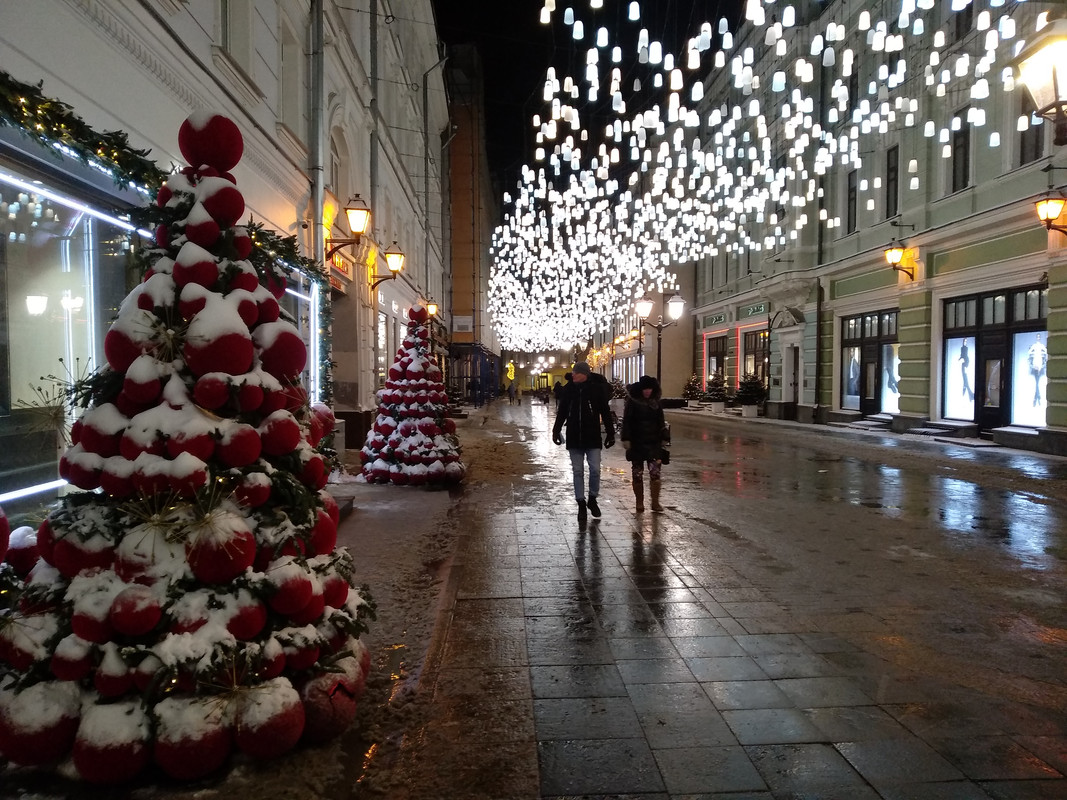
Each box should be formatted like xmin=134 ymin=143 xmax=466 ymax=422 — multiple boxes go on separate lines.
xmin=587 ymin=496 xmax=601 ymax=518
xmin=577 ymin=499 xmax=587 ymax=521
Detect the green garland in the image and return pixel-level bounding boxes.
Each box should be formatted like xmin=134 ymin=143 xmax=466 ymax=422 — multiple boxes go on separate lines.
xmin=0 ymin=70 xmax=165 ymax=191
xmin=0 ymin=69 xmax=335 ymax=408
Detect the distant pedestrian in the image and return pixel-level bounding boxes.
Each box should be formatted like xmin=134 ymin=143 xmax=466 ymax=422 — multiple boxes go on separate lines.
xmin=507 ymin=382 xmax=516 ymax=404
xmin=552 ymin=380 xmax=563 ymax=408
xmin=515 ymin=383 xmax=523 ymax=405
xmin=552 ymin=362 xmax=614 ymax=521
xmin=621 ymin=375 xmax=668 ymax=513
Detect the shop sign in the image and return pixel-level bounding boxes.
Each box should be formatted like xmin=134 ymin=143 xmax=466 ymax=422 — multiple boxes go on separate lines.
xmin=741 ymin=302 xmax=767 ymax=319
xmin=705 ymin=313 xmax=726 ymax=326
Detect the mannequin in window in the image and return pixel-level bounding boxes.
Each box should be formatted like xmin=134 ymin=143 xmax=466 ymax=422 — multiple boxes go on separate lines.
xmin=847 ymin=351 xmax=860 ymax=395
xmin=1027 ymin=333 xmax=1048 ymax=407
xmin=959 ymin=339 xmax=974 ymax=402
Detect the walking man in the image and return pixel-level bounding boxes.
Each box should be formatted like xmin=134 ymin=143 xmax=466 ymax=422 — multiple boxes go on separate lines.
xmin=552 ymin=362 xmax=614 ymax=521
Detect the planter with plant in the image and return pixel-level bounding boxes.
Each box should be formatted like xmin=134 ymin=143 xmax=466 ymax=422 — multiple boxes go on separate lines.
xmin=704 ymin=372 xmax=727 ymax=412
xmin=735 ymin=373 xmax=766 ymax=417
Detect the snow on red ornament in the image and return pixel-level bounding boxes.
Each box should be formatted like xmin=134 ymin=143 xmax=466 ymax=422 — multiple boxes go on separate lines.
xmin=72 ymin=700 xmax=151 ymax=784
xmin=178 ymin=111 xmax=244 ymax=172
xmin=409 ymin=305 xmax=429 ymax=323
xmin=232 ymin=225 xmax=253 ymax=259
xmin=193 ymin=372 xmax=230 ymax=410
xmin=299 ymin=668 xmax=359 ymax=744
xmin=266 ymin=558 xmax=314 ymax=615
xmin=322 ymin=574 xmax=349 ymax=608
xmin=50 ymin=633 xmax=94 ymax=682
xmin=259 ymin=409 xmax=302 ymax=455
xmin=186 ymin=512 xmax=257 ymax=584
xmin=0 ymin=681 xmax=81 ymax=766
xmin=288 ymin=585 xmax=325 ymax=626
xmin=319 ymin=489 xmax=340 ymax=526
xmin=173 ymin=241 xmax=220 ymax=289
xmin=184 ymin=330 xmax=254 ymax=378
xmin=235 ymin=472 xmax=272 ymax=507
xmin=233 ymin=678 xmax=305 ymax=759
xmin=227 ymin=592 xmax=268 ymax=640
xmin=153 ymin=696 xmax=233 ymax=781
xmin=227 ymin=260 xmax=259 ymax=293
xmin=198 ymin=176 xmax=245 ymax=227
xmin=254 ymin=320 xmax=307 ymax=379
xmin=216 ymin=423 xmax=262 ymax=467
xmin=182 ymin=202 xmax=222 ymax=249
xmin=109 ymin=584 xmax=162 ymax=636
xmin=4 ymin=525 xmax=38 ymax=577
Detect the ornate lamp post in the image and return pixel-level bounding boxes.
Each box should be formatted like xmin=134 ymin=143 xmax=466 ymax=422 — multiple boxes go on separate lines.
xmin=637 ymin=292 xmax=685 ymax=384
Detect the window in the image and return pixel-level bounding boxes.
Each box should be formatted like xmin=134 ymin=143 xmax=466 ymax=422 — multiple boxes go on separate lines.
xmin=885 ymin=145 xmax=899 ymax=219
xmin=221 ymin=0 xmax=254 ymax=73
xmin=279 ymin=21 xmax=305 ymax=141
xmin=840 ymin=310 xmax=899 ymax=413
xmin=742 ymin=329 xmax=769 ymax=383
xmin=1019 ymin=94 xmax=1044 ymax=166
xmin=954 ymin=2 xmax=974 ymax=43
xmin=846 ymin=169 xmax=858 ymax=234
xmin=951 ymin=107 xmax=971 ymax=193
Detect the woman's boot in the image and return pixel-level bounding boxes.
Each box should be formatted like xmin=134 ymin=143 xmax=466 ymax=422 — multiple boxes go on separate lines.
xmin=650 ymin=477 xmax=663 ymax=512
xmin=633 ymin=475 xmax=644 ymax=513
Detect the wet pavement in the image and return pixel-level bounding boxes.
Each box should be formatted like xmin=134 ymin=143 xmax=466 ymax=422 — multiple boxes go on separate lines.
xmin=5 ymin=399 xmax=1066 ymax=800
xmin=363 ymin=399 xmax=1067 ymax=799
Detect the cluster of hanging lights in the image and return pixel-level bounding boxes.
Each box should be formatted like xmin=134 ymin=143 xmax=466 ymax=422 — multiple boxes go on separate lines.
xmin=488 ymin=0 xmax=1050 ymax=351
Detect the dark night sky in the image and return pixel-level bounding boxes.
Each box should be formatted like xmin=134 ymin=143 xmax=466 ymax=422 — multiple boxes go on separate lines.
xmin=430 ymin=0 xmax=745 ymax=191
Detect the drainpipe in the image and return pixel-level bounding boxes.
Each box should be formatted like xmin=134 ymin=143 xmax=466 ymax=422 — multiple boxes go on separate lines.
xmin=310 ymin=0 xmax=326 ymax=403
xmin=423 ymin=55 xmax=448 ymax=293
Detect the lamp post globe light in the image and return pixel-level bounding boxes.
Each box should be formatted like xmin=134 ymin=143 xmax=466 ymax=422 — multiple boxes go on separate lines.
xmin=636 ymin=291 xmax=686 ymax=385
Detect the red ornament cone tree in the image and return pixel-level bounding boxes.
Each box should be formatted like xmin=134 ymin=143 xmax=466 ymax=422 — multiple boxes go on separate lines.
xmin=0 ymin=113 xmax=374 ymax=785
xmin=359 ymin=305 xmax=465 ymax=485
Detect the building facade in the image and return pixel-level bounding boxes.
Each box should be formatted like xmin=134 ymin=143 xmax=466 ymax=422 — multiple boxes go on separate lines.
xmin=690 ymin=0 xmax=1067 ymax=454
xmin=0 ymin=0 xmax=451 ymax=513
xmin=445 ymin=44 xmax=502 ymax=402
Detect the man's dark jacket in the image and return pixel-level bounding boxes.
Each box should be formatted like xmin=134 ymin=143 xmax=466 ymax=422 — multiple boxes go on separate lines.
xmin=552 ymin=373 xmax=613 ymax=449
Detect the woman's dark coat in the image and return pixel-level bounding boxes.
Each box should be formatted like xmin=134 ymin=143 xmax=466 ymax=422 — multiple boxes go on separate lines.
xmin=552 ymin=374 xmax=613 ymax=449
xmin=621 ymin=378 xmax=666 ymax=462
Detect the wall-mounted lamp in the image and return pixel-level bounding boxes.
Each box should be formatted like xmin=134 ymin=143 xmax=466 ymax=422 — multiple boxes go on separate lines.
xmin=1036 ymin=191 xmax=1067 ymax=236
xmin=425 ymin=300 xmax=438 ymax=316
xmin=884 ymin=241 xmax=914 ymax=279
xmin=325 ymin=195 xmax=371 ymax=260
xmin=1013 ymin=17 xmax=1067 ymax=145
xmin=25 ymin=295 xmax=48 ymax=316
xmin=371 ymin=241 xmax=406 ymax=290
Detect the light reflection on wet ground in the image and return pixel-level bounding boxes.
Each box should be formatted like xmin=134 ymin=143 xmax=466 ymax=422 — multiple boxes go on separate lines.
xmin=369 ymin=402 xmax=1067 ymax=798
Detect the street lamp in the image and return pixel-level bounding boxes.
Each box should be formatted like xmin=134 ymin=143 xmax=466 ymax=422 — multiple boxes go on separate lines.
xmin=324 ymin=195 xmax=371 ymax=259
xmin=638 ymin=292 xmax=686 ymax=384
xmin=1013 ymin=17 xmax=1067 ymax=146
xmin=371 ymin=241 xmax=405 ymax=290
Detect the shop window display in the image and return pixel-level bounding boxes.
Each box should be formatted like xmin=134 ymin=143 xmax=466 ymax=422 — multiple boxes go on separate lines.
xmin=881 ymin=342 xmax=900 ymax=414
xmin=1012 ymin=331 xmax=1047 ymax=427
xmin=842 ymin=346 xmax=860 ymax=411
xmin=944 ymin=336 xmax=976 ymax=421
xmin=0 ymin=167 xmax=132 ymax=502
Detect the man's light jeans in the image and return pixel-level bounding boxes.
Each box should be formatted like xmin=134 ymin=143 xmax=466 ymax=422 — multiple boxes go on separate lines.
xmin=568 ymin=447 xmax=601 ymax=501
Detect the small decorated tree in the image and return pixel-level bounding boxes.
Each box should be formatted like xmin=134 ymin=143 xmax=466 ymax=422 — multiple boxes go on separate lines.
xmin=735 ymin=372 xmax=766 ymax=416
xmin=681 ymin=373 xmax=703 ymax=401
xmin=0 ymin=113 xmax=374 ymax=785
xmin=359 ymin=306 xmax=465 ymax=485
xmin=705 ymin=372 xmax=727 ymax=406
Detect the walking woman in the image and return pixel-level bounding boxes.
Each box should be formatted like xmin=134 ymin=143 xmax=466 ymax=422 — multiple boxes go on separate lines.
xmin=621 ymin=375 xmax=668 ymax=513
